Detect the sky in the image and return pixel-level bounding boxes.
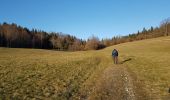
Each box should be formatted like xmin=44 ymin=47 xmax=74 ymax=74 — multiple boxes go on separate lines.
xmin=0 ymin=0 xmax=170 ymax=40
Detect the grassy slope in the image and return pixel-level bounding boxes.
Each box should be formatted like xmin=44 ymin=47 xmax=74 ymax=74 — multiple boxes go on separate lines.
xmin=0 ymin=48 xmax=113 ymax=99
xmin=105 ymin=36 xmax=170 ymax=99
xmin=0 ymin=36 xmax=170 ymax=99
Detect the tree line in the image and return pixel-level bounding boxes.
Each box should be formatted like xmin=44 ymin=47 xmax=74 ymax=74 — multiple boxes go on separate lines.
xmin=0 ymin=23 xmax=105 ymax=50
xmin=0 ymin=18 xmax=170 ymax=51
xmin=0 ymin=23 xmax=86 ymax=50
xmin=101 ymin=18 xmax=170 ymax=47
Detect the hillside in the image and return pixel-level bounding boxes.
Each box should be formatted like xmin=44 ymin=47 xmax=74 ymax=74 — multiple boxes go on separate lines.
xmin=0 ymin=36 xmax=170 ymax=99
xmin=1 ymin=21 xmax=170 ymax=51
xmin=105 ymin=36 xmax=170 ymax=99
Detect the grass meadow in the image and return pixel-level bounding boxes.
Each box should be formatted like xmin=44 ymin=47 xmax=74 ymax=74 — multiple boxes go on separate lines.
xmin=0 ymin=36 xmax=170 ymax=99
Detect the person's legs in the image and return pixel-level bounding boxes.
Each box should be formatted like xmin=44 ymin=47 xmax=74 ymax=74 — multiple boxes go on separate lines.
xmin=116 ymin=56 xmax=118 ymax=64
xmin=113 ymin=56 xmax=118 ymax=64
xmin=114 ymin=56 xmax=116 ymax=64
xmin=115 ymin=56 xmax=118 ymax=64
xmin=113 ymin=56 xmax=116 ymax=64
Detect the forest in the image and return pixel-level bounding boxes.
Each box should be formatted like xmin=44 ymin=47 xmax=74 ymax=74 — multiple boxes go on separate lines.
xmin=0 ymin=18 xmax=170 ymax=51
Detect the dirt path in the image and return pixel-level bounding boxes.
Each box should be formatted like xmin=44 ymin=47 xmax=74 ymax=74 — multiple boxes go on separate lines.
xmin=88 ymin=65 xmax=147 ymax=100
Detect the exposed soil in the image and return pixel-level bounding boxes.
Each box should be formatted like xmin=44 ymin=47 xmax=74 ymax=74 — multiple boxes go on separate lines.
xmin=88 ymin=65 xmax=149 ymax=100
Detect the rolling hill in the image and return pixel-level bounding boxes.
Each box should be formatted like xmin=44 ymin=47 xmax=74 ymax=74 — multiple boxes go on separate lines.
xmin=0 ymin=36 xmax=170 ymax=100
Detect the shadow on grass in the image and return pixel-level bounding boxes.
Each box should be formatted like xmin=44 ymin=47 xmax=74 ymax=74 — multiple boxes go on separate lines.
xmin=119 ymin=58 xmax=132 ymax=64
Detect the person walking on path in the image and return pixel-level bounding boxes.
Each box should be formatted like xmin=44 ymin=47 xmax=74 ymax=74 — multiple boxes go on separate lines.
xmin=112 ymin=49 xmax=119 ymax=64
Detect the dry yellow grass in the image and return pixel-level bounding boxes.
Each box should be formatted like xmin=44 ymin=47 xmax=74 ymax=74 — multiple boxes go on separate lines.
xmin=0 ymin=48 xmax=113 ymax=99
xmin=0 ymin=36 xmax=170 ymax=99
xmin=105 ymin=36 xmax=170 ymax=99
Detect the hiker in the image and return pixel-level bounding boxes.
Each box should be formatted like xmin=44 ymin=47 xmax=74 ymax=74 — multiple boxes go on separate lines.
xmin=112 ymin=49 xmax=118 ymax=64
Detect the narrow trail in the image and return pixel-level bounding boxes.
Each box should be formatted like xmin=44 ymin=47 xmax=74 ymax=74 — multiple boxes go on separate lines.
xmin=88 ymin=65 xmax=146 ymax=100
xmin=123 ymin=66 xmax=136 ymax=100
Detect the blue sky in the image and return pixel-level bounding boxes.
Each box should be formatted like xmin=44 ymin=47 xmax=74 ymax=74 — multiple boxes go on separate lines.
xmin=0 ymin=0 xmax=170 ymax=39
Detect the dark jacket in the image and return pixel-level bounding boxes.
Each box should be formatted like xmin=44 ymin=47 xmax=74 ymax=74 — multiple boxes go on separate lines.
xmin=112 ymin=49 xmax=118 ymax=57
